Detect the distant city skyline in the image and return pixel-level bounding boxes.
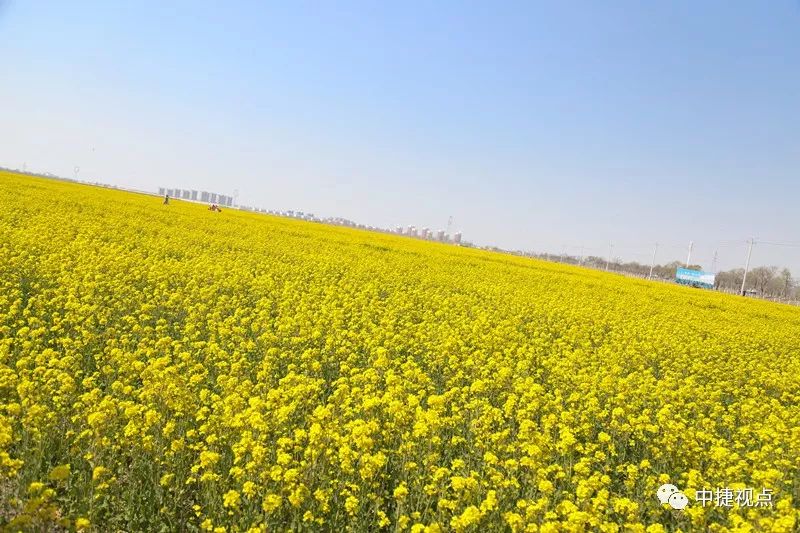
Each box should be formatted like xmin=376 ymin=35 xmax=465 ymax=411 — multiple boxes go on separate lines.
xmin=2 ymin=2 xmax=799 ymax=272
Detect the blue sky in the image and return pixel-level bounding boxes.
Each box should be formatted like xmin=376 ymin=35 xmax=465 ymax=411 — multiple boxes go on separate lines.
xmin=2 ymin=1 xmax=799 ymax=271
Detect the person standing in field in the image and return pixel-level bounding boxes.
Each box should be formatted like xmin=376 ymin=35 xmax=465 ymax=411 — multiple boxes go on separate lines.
xmin=163 ymin=193 xmax=169 ymax=205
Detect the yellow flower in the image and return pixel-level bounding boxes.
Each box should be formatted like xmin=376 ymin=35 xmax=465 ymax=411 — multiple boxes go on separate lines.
xmin=92 ymin=466 xmax=108 ymax=481
xmin=394 ymin=482 xmax=409 ymax=501
xmin=345 ymin=495 xmax=359 ymax=515
xmin=538 ymin=479 xmax=555 ymax=494
xmin=49 ymin=464 xmax=71 ymax=481
xmin=262 ymin=494 xmax=282 ymax=513
xmin=222 ymin=490 xmax=240 ymax=509
xmin=480 ymin=490 xmax=498 ymax=513
xmin=242 ymin=481 xmax=257 ymax=497
xmin=451 ymin=506 xmax=481 ymax=531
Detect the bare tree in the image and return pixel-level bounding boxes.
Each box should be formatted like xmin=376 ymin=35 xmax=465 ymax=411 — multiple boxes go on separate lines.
xmin=750 ymin=266 xmax=778 ymax=295
xmin=715 ymin=268 xmax=743 ymax=292
xmin=778 ymin=268 xmax=793 ymax=298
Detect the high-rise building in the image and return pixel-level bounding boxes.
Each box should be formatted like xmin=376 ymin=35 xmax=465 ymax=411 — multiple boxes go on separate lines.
xmin=158 ymin=187 xmax=165 ymax=196
xmin=453 ymin=232 xmax=462 ymax=244
xmin=210 ymin=193 xmax=218 ymax=203
xmin=200 ymin=191 xmax=210 ymax=202
xmin=182 ymin=190 xmax=190 ymax=199
xmin=191 ymin=190 xmax=198 ymax=201
xmin=436 ymin=229 xmax=445 ymax=241
xmin=166 ymin=189 xmax=174 ymax=197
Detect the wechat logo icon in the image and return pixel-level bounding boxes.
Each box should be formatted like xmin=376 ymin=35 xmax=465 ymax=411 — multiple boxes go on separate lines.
xmin=657 ymin=484 xmax=689 ymax=510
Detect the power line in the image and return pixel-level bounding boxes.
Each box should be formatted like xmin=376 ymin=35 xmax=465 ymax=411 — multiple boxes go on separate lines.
xmin=756 ymin=240 xmax=800 ymax=248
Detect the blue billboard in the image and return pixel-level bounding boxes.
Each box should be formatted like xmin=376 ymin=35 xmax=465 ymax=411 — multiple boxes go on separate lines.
xmin=675 ymin=268 xmax=715 ymax=289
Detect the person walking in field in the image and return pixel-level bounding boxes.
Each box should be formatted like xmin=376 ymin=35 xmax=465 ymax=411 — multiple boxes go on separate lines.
xmin=163 ymin=193 xmax=170 ymax=205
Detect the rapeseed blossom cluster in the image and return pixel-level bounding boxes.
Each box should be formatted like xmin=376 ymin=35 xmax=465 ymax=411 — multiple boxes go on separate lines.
xmin=1 ymin=172 xmax=798 ymax=531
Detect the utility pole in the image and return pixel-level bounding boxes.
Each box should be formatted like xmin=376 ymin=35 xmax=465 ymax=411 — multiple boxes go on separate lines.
xmin=740 ymin=238 xmax=755 ymax=296
xmin=648 ymin=242 xmax=659 ymax=280
xmin=605 ymin=242 xmax=613 ymax=271
xmin=686 ymin=241 xmax=694 ymax=267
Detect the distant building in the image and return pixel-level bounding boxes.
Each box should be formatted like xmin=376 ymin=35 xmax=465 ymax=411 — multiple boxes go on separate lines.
xmin=158 ymin=187 xmax=165 ymax=196
xmin=182 ymin=190 xmax=190 ymax=199
xmin=200 ymin=191 xmax=210 ymax=202
xmin=166 ymin=189 xmax=174 ymax=197
xmin=210 ymin=193 xmax=218 ymax=203
xmin=436 ymin=229 xmax=445 ymax=241
xmin=453 ymin=232 xmax=462 ymax=244
xmin=191 ymin=190 xmax=198 ymax=201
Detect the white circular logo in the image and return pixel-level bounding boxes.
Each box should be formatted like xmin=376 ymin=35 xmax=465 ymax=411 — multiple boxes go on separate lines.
xmin=657 ymin=484 xmax=679 ymax=504
xmin=668 ymin=492 xmax=689 ymax=510
xmin=657 ymin=484 xmax=689 ymax=509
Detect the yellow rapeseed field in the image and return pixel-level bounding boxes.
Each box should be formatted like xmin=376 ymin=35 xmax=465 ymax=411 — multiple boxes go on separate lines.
xmin=1 ymin=171 xmax=798 ymax=532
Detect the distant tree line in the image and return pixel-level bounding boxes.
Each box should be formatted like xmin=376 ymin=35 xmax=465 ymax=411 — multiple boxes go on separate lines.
xmin=713 ymin=266 xmax=794 ymax=298
xmin=498 ymin=250 xmax=799 ymax=303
